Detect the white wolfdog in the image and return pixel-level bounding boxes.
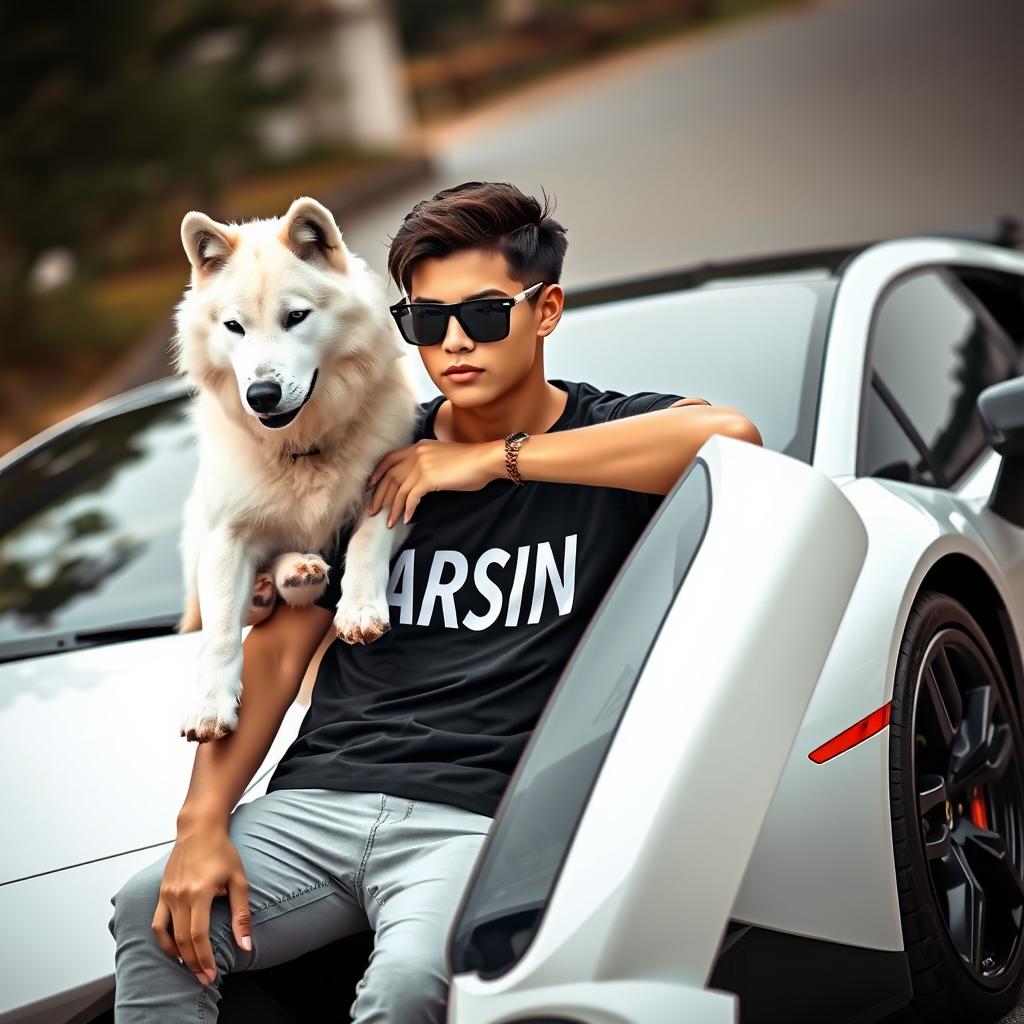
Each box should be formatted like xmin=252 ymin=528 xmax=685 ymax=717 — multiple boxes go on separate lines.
xmin=173 ymin=196 xmax=418 ymax=743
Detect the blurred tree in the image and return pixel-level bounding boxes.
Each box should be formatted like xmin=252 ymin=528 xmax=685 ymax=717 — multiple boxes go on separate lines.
xmin=0 ymin=0 xmax=303 ymax=344
xmin=391 ymin=0 xmax=491 ymax=55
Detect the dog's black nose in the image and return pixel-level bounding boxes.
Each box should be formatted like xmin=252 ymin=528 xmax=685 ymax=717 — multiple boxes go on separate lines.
xmin=247 ymin=381 xmax=282 ymax=413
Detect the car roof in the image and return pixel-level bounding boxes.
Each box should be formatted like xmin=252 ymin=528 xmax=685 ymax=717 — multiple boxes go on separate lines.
xmin=564 ymin=244 xmax=862 ymax=312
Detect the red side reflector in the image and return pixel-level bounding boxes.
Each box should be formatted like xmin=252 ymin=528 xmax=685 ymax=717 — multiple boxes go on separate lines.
xmin=808 ymin=703 xmax=891 ymax=764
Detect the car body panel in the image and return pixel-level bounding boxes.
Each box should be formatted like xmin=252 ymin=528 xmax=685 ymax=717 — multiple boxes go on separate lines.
xmin=731 ymin=442 xmax=1024 ymax=952
xmin=0 ymin=845 xmax=174 ymax=1022
xmin=0 ymin=627 xmax=301 ymax=885
xmin=450 ymin=433 xmax=869 ymax=1023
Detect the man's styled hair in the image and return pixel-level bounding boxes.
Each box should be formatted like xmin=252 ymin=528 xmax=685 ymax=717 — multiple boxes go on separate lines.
xmin=387 ymin=181 xmax=568 ymax=298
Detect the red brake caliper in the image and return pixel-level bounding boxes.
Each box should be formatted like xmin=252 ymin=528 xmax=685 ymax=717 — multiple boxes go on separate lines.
xmin=970 ymin=784 xmax=990 ymax=830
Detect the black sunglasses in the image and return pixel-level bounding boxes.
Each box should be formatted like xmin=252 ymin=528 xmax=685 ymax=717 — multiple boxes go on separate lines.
xmin=389 ymin=282 xmax=545 ymax=346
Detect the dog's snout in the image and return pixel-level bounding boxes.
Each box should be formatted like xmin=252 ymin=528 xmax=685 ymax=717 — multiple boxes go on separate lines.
xmin=247 ymin=381 xmax=282 ymax=413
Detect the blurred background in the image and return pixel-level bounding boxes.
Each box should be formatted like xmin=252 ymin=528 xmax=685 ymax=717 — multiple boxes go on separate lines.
xmin=1 ymin=0 xmax=1022 ymax=456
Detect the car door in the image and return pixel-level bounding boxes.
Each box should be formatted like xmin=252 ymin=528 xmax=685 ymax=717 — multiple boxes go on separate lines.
xmin=445 ymin=431 xmax=869 ymax=1024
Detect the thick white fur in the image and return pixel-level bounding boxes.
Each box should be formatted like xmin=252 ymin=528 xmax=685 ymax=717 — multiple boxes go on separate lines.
xmin=173 ymin=196 xmax=418 ymax=742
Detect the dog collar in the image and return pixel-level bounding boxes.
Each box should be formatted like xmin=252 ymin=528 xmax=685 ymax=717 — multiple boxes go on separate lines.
xmin=288 ymin=445 xmax=322 ymax=463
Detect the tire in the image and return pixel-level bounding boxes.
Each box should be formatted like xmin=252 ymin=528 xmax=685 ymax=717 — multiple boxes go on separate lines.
xmin=889 ymin=589 xmax=1024 ymax=1023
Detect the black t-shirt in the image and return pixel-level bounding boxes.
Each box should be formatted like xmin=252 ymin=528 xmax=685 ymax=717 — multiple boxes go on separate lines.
xmin=265 ymin=378 xmax=686 ymax=817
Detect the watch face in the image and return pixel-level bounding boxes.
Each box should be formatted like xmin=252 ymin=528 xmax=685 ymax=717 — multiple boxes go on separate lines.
xmin=508 ymin=431 xmax=529 ymax=443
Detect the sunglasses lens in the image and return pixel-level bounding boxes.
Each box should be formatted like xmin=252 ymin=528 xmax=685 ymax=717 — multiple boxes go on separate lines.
xmin=411 ymin=305 xmax=453 ymax=346
xmin=392 ymin=304 xmax=446 ymax=345
xmin=459 ymin=300 xmax=510 ymax=342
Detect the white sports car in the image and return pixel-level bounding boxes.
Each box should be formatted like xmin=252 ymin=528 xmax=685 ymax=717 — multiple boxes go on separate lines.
xmin=1 ymin=229 xmax=1022 ymax=1024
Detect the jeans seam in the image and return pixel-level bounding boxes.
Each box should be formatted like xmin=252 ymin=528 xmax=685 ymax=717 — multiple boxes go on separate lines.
xmin=372 ymin=800 xmax=413 ymax=907
xmin=199 ymin=934 xmax=222 ymax=1023
xmin=355 ymin=794 xmax=389 ymax=890
xmin=250 ymin=877 xmax=333 ymax=915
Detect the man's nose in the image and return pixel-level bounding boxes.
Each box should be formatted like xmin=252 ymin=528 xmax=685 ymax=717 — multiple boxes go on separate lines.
xmin=247 ymin=380 xmax=282 ymax=412
xmin=442 ymin=313 xmax=473 ymax=350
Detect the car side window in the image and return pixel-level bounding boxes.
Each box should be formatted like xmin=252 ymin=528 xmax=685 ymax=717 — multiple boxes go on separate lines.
xmin=861 ymin=386 xmax=937 ymax=486
xmin=860 ymin=268 xmax=1017 ymax=487
xmin=0 ymin=396 xmax=196 ymax=648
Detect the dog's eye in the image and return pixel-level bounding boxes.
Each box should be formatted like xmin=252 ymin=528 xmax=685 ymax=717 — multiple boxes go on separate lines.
xmin=223 ymin=320 xmax=245 ymax=336
xmin=285 ymin=309 xmax=311 ymax=329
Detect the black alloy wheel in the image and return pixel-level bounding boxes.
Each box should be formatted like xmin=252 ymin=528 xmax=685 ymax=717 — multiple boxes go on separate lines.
xmin=888 ymin=590 xmax=1024 ymax=1023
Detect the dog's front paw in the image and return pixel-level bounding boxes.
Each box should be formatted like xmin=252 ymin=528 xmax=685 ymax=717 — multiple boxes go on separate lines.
xmin=275 ymin=553 xmax=329 ymax=607
xmin=179 ymin=687 xmax=240 ymax=743
xmin=334 ymin=594 xmax=391 ymax=645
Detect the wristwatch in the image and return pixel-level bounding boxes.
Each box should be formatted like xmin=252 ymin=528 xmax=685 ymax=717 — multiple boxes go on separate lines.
xmin=504 ymin=431 xmax=530 ymax=486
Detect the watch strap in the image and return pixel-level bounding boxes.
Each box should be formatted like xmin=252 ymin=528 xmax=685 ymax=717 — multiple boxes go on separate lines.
xmin=504 ymin=431 xmax=530 ymax=486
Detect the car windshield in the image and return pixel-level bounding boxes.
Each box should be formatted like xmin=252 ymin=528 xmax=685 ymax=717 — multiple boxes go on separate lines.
xmin=546 ymin=275 xmax=836 ymax=461
xmin=0 ymin=396 xmax=196 ymax=652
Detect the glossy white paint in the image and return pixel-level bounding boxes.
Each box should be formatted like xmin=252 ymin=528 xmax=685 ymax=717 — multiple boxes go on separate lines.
xmin=0 ymin=844 xmax=174 ymax=1021
xmin=0 ymin=626 xmax=304 ymax=885
xmin=451 ymin=432 xmax=869 ymax=1023
xmin=731 ymin=473 xmax=1022 ymax=949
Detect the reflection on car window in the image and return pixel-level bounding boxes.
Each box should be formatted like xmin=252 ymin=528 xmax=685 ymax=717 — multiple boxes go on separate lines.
xmin=860 ymin=387 xmax=937 ymax=486
xmin=449 ymin=458 xmax=711 ymax=981
xmin=0 ymin=397 xmax=196 ymax=645
xmin=866 ymin=270 xmax=1016 ymax=486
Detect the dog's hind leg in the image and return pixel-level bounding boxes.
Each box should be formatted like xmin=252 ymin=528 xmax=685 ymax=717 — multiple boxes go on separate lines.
xmin=245 ymin=569 xmax=278 ymax=625
xmin=270 ymin=551 xmax=330 ymax=607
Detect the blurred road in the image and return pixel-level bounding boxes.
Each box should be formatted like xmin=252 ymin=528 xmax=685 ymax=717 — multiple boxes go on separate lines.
xmin=341 ymin=0 xmax=1024 ymax=295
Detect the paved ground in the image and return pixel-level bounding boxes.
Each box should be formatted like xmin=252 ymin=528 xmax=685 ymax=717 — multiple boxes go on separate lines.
xmin=340 ymin=0 xmax=1024 ymax=296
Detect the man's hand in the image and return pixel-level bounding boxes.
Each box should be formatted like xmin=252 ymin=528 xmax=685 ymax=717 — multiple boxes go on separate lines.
xmin=365 ymin=438 xmax=503 ymax=528
xmin=151 ymin=825 xmax=253 ymax=987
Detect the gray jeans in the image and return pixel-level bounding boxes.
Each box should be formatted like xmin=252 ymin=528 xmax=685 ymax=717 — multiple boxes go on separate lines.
xmin=107 ymin=787 xmax=493 ymax=1022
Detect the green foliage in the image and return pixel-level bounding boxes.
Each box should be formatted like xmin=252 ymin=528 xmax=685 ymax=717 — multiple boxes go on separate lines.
xmin=0 ymin=0 xmax=303 ymax=271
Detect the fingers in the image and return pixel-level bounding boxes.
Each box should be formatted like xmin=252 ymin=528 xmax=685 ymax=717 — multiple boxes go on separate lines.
xmin=371 ymin=476 xmax=400 ymax=519
xmin=190 ymin=897 xmax=219 ymax=985
xmin=151 ymin=898 xmax=181 ymax=962
xmin=227 ymin=870 xmax=253 ymax=953
xmin=169 ymin=892 xmax=213 ymax=985
xmin=390 ymin=481 xmax=416 ymax=527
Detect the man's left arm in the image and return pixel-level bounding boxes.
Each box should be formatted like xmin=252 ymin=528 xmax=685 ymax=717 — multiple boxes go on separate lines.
xmin=507 ymin=397 xmax=763 ymax=496
xmin=366 ymin=397 xmax=763 ymax=527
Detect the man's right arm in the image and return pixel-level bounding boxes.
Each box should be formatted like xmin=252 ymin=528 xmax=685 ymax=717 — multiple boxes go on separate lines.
xmin=175 ymin=601 xmax=335 ymax=835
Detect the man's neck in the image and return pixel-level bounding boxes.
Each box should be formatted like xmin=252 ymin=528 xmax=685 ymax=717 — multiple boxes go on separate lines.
xmin=434 ymin=372 xmax=568 ymax=444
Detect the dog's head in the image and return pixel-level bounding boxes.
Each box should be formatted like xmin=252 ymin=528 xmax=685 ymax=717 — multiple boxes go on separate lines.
xmin=172 ymin=196 xmax=397 ymax=433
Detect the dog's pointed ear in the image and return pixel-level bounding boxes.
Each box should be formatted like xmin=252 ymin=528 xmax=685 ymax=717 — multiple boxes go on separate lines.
xmin=278 ymin=197 xmax=347 ymax=272
xmin=181 ymin=212 xmax=237 ymax=275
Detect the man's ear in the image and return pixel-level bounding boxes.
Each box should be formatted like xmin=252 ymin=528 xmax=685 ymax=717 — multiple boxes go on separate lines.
xmin=278 ymin=196 xmax=347 ymax=272
xmin=181 ymin=212 xmax=237 ymax=275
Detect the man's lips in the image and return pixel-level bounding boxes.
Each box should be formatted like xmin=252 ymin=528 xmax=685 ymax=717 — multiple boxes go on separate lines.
xmin=443 ymin=366 xmax=484 ymax=381
xmin=258 ymin=369 xmax=318 ymax=429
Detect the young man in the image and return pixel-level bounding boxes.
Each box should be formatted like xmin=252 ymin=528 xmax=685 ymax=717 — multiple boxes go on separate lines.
xmin=107 ymin=182 xmax=761 ymax=1022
